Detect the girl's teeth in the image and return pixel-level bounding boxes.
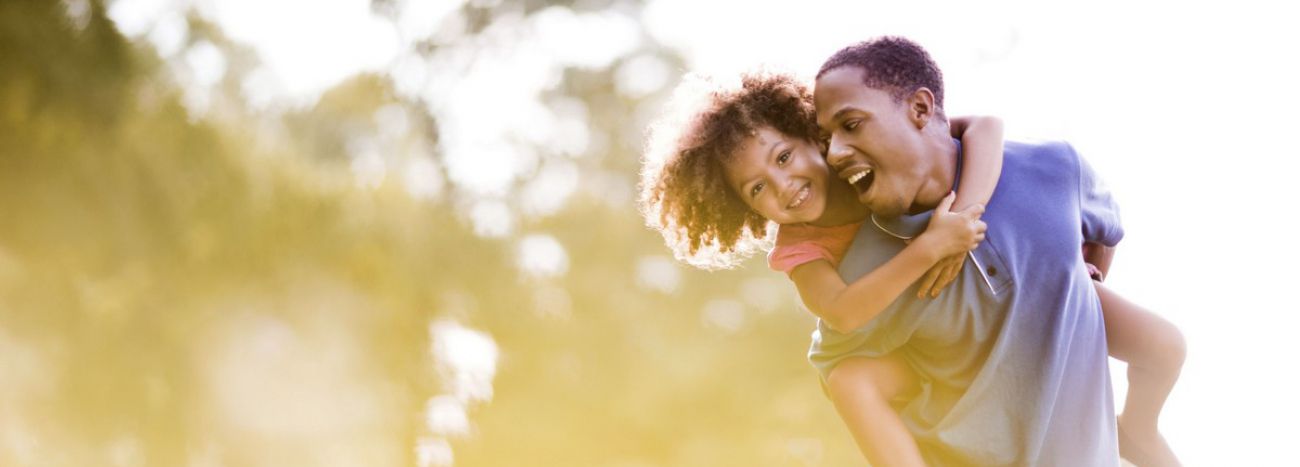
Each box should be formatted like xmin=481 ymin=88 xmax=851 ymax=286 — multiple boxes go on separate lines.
xmin=789 ymin=187 xmax=808 ymax=208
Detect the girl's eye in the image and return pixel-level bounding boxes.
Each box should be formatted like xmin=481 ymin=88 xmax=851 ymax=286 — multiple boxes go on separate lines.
xmin=750 ymin=182 xmax=764 ymax=198
xmin=843 ymin=119 xmax=860 ymax=131
xmin=777 ymin=150 xmax=791 ymax=165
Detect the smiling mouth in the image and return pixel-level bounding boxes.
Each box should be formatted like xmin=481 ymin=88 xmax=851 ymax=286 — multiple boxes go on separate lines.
xmin=846 ymin=168 xmax=874 ymax=195
xmin=786 ymin=184 xmax=811 ymax=210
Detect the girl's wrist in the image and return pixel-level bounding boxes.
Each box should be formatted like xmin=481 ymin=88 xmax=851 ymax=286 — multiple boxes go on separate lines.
xmin=910 ymin=234 xmax=946 ymax=264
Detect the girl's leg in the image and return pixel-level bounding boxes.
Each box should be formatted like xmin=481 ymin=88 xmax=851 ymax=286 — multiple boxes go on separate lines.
xmin=824 ymin=354 xmax=924 ymax=467
xmin=1095 ymin=282 xmax=1186 ymax=467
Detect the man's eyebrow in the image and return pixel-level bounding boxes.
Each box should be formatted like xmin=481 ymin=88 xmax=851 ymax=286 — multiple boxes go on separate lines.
xmin=830 ymin=107 xmax=858 ymax=123
xmin=817 ymin=106 xmax=856 ymax=129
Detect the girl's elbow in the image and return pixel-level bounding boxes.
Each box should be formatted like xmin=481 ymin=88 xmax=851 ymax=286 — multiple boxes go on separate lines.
xmin=977 ymin=115 xmax=1004 ymax=128
xmin=822 ymin=312 xmax=861 ymax=334
xmin=825 ymin=319 xmax=853 ymax=334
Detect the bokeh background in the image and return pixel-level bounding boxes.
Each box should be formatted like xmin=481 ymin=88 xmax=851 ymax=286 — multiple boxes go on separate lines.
xmin=2 ymin=0 xmax=1297 ymax=466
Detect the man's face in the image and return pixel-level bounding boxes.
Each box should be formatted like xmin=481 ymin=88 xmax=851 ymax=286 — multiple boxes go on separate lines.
xmin=814 ymin=66 xmax=928 ymax=219
xmin=722 ymin=126 xmax=831 ymax=225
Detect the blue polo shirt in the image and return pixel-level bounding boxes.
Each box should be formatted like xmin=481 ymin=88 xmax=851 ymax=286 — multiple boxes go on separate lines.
xmin=814 ymin=140 xmax=1122 ymax=466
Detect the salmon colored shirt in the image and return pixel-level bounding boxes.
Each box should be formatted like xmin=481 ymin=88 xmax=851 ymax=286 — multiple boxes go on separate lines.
xmin=766 ymin=222 xmax=864 ymax=275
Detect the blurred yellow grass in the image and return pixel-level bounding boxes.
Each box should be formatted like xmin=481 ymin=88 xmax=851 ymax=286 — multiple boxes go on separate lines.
xmin=1 ymin=1 xmax=862 ymax=466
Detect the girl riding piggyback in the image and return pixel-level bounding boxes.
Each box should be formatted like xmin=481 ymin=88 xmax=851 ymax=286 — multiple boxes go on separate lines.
xmin=639 ymin=72 xmax=996 ymax=465
xmin=639 ymin=71 xmax=1185 ymax=467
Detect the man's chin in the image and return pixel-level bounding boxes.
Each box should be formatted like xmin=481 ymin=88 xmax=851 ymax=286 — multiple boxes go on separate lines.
xmin=855 ymin=192 xmax=871 ymax=206
xmin=867 ymin=199 xmax=904 ymax=219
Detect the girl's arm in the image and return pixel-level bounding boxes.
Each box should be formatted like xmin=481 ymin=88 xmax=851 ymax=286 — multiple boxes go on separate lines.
xmin=948 ymin=116 xmax=1004 ymax=211
xmin=790 ymin=194 xmax=985 ymax=333
xmin=912 ymin=116 xmax=1005 ymax=297
xmin=790 ymin=118 xmax=1005 ymax=330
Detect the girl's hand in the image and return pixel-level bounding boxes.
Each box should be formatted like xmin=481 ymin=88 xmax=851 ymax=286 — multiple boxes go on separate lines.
xmin=918 ymin=254 xmax=965 ymax=298
xmin=915 ymin=192 xmax=986 ymax=297
xmin=921 ymin=192 xmax=986 ymax=258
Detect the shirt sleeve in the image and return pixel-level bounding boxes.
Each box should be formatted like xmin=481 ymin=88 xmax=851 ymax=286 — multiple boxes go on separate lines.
xmin=767 ymin=223 xmax=862 ymax=274
xmin=768 ymin=241 xmax=836 ymax=274
xmin=1075 ymin=146 xmax=1125 ymax=246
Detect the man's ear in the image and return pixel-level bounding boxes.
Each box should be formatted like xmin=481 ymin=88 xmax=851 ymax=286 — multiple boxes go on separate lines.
xmin=906 ymin=88 xmax=937 ymax=129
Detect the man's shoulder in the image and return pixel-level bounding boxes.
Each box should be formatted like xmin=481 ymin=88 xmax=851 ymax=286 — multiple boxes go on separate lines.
xmin=1002 ymin=139 xmax=1083 ymax=182
xmin=1005 ymin=139 xmax=1080 ymax=162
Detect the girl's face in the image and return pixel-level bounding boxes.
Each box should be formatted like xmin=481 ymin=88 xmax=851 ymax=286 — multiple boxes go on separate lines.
xmin=722 ymin=126 xmax=831 ymax=225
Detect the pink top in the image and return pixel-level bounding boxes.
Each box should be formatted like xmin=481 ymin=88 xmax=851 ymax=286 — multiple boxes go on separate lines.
xmin=767 ymin=222 xmax=864 ymax=274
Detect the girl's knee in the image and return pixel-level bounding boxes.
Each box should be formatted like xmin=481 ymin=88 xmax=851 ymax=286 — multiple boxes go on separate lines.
xmin=1164 ymin=326 xmax=1187 ymax=369
xmin=1150 ymin=318 xmax=1187 ymax=373
xmin=825 ymin=359 xmax=886 ymax=397
xmin=826 ymin=356 xmax=914 ymax=403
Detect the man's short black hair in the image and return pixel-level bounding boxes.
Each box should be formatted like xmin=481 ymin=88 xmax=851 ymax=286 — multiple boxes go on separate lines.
xmin=817 ymin=36 xmax=945 ymax=110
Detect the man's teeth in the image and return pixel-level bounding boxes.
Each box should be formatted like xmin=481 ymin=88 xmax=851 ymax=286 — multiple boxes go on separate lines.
xmin=847 ymin=169 xmax=872 ymax=185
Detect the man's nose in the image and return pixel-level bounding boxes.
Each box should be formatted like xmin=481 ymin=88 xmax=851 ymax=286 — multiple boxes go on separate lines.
xmin=826 ymin=135 xmax=852 ymax=171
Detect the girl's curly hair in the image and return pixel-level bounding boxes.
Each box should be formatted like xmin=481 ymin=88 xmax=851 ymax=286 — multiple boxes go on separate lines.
xmin=639 ymin=71 xmax=821 ymax=270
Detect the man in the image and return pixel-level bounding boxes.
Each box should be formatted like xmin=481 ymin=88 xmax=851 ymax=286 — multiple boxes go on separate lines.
xmin=811 ymin=37 xmax=1122 ymax=465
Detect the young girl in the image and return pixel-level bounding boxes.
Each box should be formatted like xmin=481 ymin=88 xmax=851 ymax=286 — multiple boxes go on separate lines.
xmin=639 ymin=72 xmax=1185 ymax=467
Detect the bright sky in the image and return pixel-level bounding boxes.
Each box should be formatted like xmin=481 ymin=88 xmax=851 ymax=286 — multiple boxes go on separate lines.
xmin=105 ymin=0 xmax=1300 ymax=464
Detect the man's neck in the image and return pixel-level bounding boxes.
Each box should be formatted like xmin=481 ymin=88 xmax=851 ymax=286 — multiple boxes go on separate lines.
xmin=907 ymin=134 xmax=959 ymax=215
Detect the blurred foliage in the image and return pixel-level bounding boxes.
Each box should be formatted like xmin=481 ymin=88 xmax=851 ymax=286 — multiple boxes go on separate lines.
xmin=1 ymin=0 xmax=862 ymax=465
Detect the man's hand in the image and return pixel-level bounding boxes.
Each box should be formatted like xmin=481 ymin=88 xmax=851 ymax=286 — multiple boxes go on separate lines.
xmin=1085 ymin=262 xmax=1104 ymax=282
xmin=1081 ymin=242 xmax=1115 ymax=280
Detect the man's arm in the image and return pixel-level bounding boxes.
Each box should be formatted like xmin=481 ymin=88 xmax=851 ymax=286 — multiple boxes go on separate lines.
xmin=1082 ymin=242 xmax=1115 ymax=281
xmin=1075 ymin=144 xmax=1125 ymax=247
xmin=1074 ymin=144 xmax=1123 ymax=281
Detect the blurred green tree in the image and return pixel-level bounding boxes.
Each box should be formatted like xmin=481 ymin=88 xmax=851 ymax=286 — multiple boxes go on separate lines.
xmin=0 ymin=1 xmax=861 ymax=465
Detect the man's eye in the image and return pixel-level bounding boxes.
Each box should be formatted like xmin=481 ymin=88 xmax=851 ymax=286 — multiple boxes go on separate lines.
xmin=844 ymin=120 xmax=860 ymax=131
xmin=751 ymin=182 xmax=764 ymax=198
xmin=777 ymin=150 xmax=791 ymax=164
